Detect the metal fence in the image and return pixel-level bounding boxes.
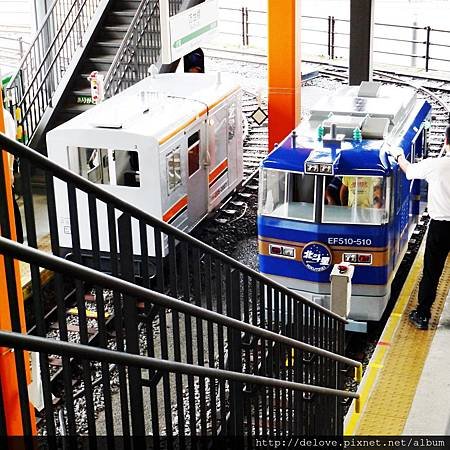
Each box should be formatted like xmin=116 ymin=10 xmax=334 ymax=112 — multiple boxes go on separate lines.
xmin=0 ymin=35 xmax=28 ymax=71
xmin=216 ymin=7 xmax=450 ymax=73
xmin=0 ymin=132 xmax=361 ymax=437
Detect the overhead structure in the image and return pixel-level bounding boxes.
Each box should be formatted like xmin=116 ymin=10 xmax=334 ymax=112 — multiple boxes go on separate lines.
xmin=349 ymin=0 xmax=375 ymax=85
xmin=268 ymin=0 xmax=301 ymax=151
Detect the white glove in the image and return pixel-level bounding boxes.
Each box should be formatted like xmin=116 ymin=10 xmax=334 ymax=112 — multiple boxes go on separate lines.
xmin=386 ymin=146 xmax=404 ymax=162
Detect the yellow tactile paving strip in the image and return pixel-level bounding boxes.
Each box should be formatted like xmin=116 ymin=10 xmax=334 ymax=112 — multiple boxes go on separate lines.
xmin=345 ymin=240 xmax=450 ymax=435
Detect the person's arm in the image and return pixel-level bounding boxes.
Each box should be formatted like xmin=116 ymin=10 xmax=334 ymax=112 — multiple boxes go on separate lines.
xmin=396 ymin=153 xmax=410 ymax=174
xmin=388 ymin=147 xmax=432 ymax=180
xmin=340 ymin=183 xmax=348 ymax=206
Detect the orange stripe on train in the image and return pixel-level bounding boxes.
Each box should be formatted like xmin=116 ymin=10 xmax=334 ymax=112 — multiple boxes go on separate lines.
xmin=208 ymin=158 xmax=228 ymax=185
xmin=163 ymin=195 xmax=188 ymax=223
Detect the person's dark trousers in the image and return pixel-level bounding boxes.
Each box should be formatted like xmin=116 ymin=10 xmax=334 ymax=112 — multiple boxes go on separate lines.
xmin=417 ymin=219 xmax=450 ymax=318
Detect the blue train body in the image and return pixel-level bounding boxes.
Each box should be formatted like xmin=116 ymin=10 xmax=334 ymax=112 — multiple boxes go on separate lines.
xmin=257 ymin=82 xmax=431 ymax=323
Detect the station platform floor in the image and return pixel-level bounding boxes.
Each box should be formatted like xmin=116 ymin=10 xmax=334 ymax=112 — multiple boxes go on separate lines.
xmin=345 ymin=239 xmax=450 ymax=436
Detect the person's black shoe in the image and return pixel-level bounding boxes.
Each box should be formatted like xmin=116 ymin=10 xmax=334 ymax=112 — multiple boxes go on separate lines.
xmin=409 ymin=309 xmax=429 ymax=330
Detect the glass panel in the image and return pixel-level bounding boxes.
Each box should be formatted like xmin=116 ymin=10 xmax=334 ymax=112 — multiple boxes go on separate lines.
xmin=258 ymin=169 xmax=315 ymax=221
xmin=322 ymin=176 xmax=389 ymax=225
xmin=167 ymin=147 xmax=182 ymax=193
xmin=114 ymin=150 xmax=140 ymax=187
xmin=69 ymin=147 xmax=140 ymax=187
xmin=188 ymin=131 xmax=200 ymax=177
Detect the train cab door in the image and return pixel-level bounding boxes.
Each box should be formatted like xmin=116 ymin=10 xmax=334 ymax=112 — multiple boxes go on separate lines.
xmin=186 ymin=126 xmax=208 ymax=227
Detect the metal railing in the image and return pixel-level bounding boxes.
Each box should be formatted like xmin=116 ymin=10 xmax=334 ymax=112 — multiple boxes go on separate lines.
xmin=104 ymin=0 xmax=183 ymax=98
xmin=0 ymin=35 xmax=28 ymax=69
xmin=5 ymin=0 xmax=104 ymax=145
xmin=216 ymin=7 xmax=450 ymax=73
xmin=0 ymin=132 xmax=361 ymax=436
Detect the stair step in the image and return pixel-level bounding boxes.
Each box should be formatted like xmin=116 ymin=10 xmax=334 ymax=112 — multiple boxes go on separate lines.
xmin=106 ymin=11 xmax=137 ymax=25
xmin=89 ymin=55 xmax=115 ymax=64
xmin=110 ymin=9 xmax=137 ymax=17
xmin=72 ymin=88 xmax=92 ymax=97
xmin=103 ymin=25 xmax=129 ymax=33
xmin=63 ymin=103 xmax=92 ymax=114
xmin=96 ymin=39 xmax=123 ymax=48
xmin=92 ymin=44 xmax=121 ymax=56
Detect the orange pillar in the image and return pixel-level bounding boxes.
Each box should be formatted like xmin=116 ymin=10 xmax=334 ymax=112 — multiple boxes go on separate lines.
xmin=0 ymin=90 xmax=36 ymax=435
xmin=268 ymin=0 xmax=301 ymax=151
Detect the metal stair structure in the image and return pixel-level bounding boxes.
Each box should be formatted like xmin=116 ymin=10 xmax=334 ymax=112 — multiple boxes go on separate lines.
xmin=5 ymin=0 xmax=195 ymax=150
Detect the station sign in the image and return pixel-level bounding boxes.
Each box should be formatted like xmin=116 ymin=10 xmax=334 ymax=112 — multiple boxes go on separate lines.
xmin=160 ymin=0 xmax=219 ymax=64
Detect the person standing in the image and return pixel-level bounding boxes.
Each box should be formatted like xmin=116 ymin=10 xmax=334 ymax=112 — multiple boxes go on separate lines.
xmin=388 ymin=132 xmax=450 ymax=330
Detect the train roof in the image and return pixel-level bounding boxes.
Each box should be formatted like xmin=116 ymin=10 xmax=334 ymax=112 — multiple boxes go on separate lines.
xmin=48 ymin=72 xmax=240 ymax=144
xmin=262 ymin=82 xmax=432 ymax=177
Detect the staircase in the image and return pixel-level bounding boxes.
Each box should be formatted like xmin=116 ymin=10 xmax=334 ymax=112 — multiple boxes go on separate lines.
xmin=54 ymin=0 xmax=145 ymax=126
xmin=6 ymin=0 xmax=191 ymax=150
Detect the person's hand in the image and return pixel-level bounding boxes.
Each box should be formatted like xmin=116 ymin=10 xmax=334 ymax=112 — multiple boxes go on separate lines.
xmin=386 ymin=145 xmax=404 ymax=162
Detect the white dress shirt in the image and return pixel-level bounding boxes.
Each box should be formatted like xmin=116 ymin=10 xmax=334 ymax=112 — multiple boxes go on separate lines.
xmin=405 ymin=155 xmax=450 ymax=221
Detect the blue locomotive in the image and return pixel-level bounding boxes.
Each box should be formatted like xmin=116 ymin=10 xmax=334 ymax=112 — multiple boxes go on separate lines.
xmin=257 ymin=82 xmax=431 ymax=326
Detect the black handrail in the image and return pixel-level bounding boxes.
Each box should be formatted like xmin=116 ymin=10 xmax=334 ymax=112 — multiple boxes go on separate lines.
xmin=0 ymin=132 xmax=346 ymax=322
xmin=0 ymin=235 xmax=358 ymax=367
xmin=104 ymin=0 xmax=161 ymax=97
xmin=0 ymin=330 xmax=358 ymax=399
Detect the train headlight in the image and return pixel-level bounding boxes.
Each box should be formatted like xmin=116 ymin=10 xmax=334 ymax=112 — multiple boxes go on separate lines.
xmin=283 ymin=247 xmax=295 ymax=258
xmin=270 ymin=245 xmax=282 ymax=255
xmin=269 ymin=244 xmax=296 ymax=259
xmin=343 ymin=254 xmax=358 ymax=263
xmin=343 ymin=253 xmax=372 ymax=265
xmin=357 ymin=254 xmax=372 ymax=264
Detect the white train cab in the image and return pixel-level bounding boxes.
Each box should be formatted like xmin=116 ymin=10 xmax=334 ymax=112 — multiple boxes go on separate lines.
xmin=46 ymin=72 xmax=243 ymax=258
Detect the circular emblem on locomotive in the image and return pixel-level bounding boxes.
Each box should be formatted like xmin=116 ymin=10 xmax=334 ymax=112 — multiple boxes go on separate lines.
xmin=301 ymin=242 xmax=332 ymax=273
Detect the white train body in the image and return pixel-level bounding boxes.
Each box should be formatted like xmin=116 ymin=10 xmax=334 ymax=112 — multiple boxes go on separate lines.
xmin=46 ymin=72 xmax=243 ymax=257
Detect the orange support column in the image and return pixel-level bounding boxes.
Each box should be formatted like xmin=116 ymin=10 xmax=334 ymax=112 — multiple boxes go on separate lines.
xmin=268 ymin=0 xmax=301 ymax=151
xmin=0 ymin=90 xmax=36 ymax=435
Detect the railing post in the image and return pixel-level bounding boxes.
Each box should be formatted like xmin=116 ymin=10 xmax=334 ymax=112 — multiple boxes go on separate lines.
xmin=241 ymin=7 xmax=246 ymax=47
xmin=425 ymin=26 xmax=431 ymax=72
xmin=18 ymin=37 xmax=24 ymax=60
xmin=228 ymin=269 xmax=243 ymax=435
xmin=245 ymin=7 xmax=249 ymax=47
xmin=118 ymin=213 xmax=146 ymax=436
xmin=77 ymin=0 xmax=84 ymax=46
xmin=327 ymin=16 xmax=331 ymax=58
xmin=411 ymin=18 xmax=418 ymax=68
xmin=0 ymin=94 xmax=37 ymax=436
xmin=331 ymin=16 xmax=336 ymax=59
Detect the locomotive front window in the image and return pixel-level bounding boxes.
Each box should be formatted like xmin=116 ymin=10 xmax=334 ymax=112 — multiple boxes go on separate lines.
xmin=68 ymin=147 xmax=140 ymax=187
xmin=322 ymin=176 xmax=390 ymax=225
xmin=258 ymin=169 xmax=315 ymax=222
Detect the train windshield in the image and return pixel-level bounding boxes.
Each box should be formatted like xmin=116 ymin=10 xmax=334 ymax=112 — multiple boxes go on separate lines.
xmin=323 ymin=176 xmax=390 ymax=225
xmin=259 ymin=169 xmax=390 ymax=225
xmin=258 ymin=169 xmax=315 ymax=222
